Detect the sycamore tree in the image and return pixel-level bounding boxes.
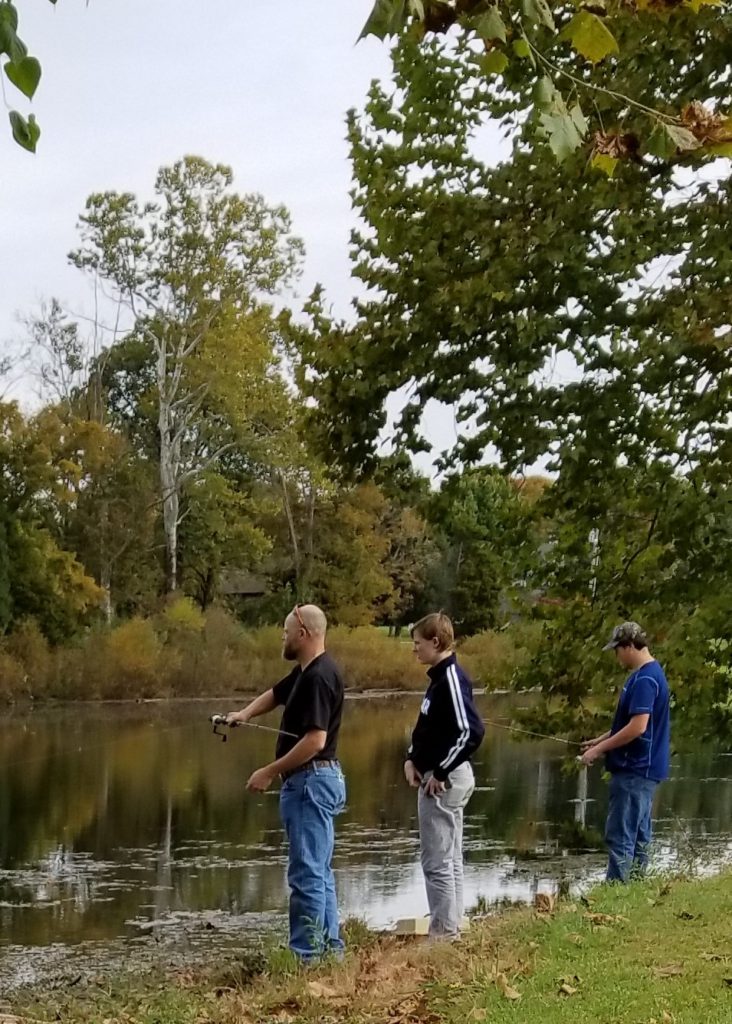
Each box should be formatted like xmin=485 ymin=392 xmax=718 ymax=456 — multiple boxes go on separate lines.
xmin=70 ymin=156 xmax=303 ymax=592
xmin=296 ymin=36 xmax=732 ymax=738
xmin=360 ymin=0 xmax=732 ymax=170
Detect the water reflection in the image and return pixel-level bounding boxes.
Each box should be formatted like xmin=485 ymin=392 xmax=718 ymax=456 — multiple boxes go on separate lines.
xmin=0 ymin=696 xmax=730 ymax=986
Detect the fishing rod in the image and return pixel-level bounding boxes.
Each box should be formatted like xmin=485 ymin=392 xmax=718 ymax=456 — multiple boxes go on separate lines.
xmin=209 ymin=714 xmax=298 ymax=742
xmin=482 ymin=718 xmax=584 ymax=748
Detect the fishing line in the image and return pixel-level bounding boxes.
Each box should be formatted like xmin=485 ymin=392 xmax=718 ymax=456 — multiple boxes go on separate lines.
xmin=482 ymin=718 xmax=584 ymax=748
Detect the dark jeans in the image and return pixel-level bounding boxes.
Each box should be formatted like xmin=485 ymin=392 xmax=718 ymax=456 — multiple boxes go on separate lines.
xmin=279 ymin=764 xmax=346 ymax=960
xmin=605 ymin=771 xmax=658 ymax=882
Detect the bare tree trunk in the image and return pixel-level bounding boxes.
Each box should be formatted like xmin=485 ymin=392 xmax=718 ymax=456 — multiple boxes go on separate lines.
xmin=160 ymin=438 xmax=179 ymax=593
xmin=100 ymin=564 xmax=113 ymax=625
xmin=303 ymin=472 xmax=317 ymax=591
xmin=279 ymin=471 xmax=300 ymax=587
xmin=158 ymin=347 xmax=180 ymax=593
xmin=97 ymin=497 xmax=113 ymax=624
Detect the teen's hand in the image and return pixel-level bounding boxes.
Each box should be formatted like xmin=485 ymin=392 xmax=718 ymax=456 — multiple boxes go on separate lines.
xmin=423 ymin=775 xmax=446 ymax=797
xmin=580 ymin=737 xmax=600 ymax=752
xmin=404 ymin=760 xmax=422 ymax=788
xmin=580 ymin=745 xmax=603 ymax=767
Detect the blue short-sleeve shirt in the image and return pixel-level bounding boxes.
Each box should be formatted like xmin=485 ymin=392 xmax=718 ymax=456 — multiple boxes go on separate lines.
xmin=606 ymin=659 xmax=671 ymax=781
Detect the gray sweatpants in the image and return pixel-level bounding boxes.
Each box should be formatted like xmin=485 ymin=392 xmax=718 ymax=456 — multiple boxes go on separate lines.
xmin=417 ymin=762 xmax=475 ymax=937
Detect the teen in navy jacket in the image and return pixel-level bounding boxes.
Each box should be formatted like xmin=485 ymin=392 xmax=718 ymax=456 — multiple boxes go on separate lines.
xmin=404 ymin=613 xmax=485 ymax=938
xmin=407 ymin=652 xmax=485 ymax=781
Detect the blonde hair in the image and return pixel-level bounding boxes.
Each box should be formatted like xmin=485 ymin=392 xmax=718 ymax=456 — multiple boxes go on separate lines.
xmin=410 ymin=612 xmax=455 ymax=652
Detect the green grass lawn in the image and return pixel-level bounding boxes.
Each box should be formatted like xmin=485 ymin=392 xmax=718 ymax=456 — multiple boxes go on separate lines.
xmin=433 ymin=871 xmax=732 ymax=1024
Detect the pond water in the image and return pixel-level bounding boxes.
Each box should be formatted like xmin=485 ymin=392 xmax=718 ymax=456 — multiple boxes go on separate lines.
xmin=0 ymin=694 xmax=730 ymax=989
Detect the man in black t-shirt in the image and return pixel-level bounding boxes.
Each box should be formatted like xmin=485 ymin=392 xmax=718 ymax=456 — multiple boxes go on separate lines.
xmin=225 ymin=604 xmax=346 ymax=961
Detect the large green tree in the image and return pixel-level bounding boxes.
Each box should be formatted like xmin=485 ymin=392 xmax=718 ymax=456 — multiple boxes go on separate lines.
xmin=0 ymin=402 xmax=102 ymax=640
xmin=296 ymin=36 xmax=732 ymax=737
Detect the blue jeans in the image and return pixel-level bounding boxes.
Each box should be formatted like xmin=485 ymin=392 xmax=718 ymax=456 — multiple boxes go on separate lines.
xmin=279 ymin=764 xmax=346 ymax=960
xmin=605 ymin=772 xmax=658 ymax=882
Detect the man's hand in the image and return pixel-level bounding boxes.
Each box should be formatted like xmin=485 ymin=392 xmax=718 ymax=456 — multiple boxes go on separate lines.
xmin=404 ymin=760 xmax=422 ymax=788
xmin=580 ymin=744 xmax=603 ymax=767
xmin=224 ymin=711 xmax=247 ymax=727
xmin=246 ymin=766 xmax=276 ymax=792
xmin=423 ymin=775 xmax=446 ymax=797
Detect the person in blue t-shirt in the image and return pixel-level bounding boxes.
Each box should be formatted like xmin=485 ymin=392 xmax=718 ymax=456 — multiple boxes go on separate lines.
xmin=580 ymin=621 xmax=671 ymax=882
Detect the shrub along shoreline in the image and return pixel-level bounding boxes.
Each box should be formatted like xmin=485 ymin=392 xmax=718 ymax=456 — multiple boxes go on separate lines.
xmin=14 ymin=870 xmax=732 ymax=1024
xmin=0 ymin=599 xmax=538 ymax=702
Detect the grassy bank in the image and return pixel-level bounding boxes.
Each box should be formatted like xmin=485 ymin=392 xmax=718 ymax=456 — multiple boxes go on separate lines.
xmin=15 ymin=871 xmax=732 ymax=1024
xmin=0 ymin=600 xmax=536 ymax=701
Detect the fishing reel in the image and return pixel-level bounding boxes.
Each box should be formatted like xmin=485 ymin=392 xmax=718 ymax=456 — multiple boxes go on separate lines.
xmin=210 ymin=714 xmax=238 ymax=742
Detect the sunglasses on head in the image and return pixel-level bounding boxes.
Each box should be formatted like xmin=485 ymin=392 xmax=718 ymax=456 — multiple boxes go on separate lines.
xmin=292 ymin=604 xmax=311 ymax=635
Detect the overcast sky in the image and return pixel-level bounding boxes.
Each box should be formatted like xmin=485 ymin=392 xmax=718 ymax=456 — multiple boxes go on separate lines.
xmin=1 ymin=1 xmax=466 ymax=470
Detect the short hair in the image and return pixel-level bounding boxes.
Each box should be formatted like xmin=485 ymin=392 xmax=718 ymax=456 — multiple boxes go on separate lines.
xmin=410 ymin=612 xmax=454 ymax=652
xmin=288 ymin=604 xmax=327 ymax=637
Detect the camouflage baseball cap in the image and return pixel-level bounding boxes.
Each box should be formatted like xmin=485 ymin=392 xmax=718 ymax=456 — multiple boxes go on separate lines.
xmin=602 ymin=621 xmax=648 ymax=650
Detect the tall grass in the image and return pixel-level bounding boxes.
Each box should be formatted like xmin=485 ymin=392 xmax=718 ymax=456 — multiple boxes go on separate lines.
xmin=0 ymin=601 xmax=532 ymax=702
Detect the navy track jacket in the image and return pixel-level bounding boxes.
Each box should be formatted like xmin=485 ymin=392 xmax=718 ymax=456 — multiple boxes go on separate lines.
xmin=407 ymin=653 xmax=485 ymax=781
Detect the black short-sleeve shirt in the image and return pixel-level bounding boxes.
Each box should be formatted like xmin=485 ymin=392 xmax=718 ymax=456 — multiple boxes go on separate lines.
xmin=272 ymin=652 xmax=344 ymax=761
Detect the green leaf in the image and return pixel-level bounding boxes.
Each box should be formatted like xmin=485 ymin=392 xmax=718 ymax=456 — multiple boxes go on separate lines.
xmin=9 ymin=109 xmax=40 ymax=152
xmin=481 ymin=49 xmax=509 ymax=75
xmin=563 ymin=11 xmax=619 ymax=63
xmin=359 ymin=0 xmax=407 ymax=40
xmin=474 ymin=8 xmax=507 ymax=44
xmin=591 ymin=152 xmax=618 ymax=177
xmin=538 ymin=94 xmax=588 ymax=162
xmin=0 ymin=3 xmax=19 ymax=33
xmin=522 ymin=0 xmax=555 ymax=31
xmin=4 ymin=55 xmax=41 ymax=99
xmin=646 ymin=121 xmax=700 ymax=160
xmin=0 ymin=14 xmax=25 ymax=62
xmin=533 ymin=75 xmax=556 ymax=106
xmin=707 ymin=141 xmax=732 ymax=157
xmin=541 ymin=112 xmax=585 ymax=161
xmin=512 ymin=36 xmax=533 ymax=61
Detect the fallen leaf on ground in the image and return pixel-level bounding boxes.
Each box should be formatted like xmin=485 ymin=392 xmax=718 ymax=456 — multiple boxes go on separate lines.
xmin=700 ymin=951 xmax=728 ymax=962
xmin=584 ymin=912 xmax=628 ymax=926
xmin=652 ymin=963 xmax=684 ymax=979
xmin=469 ymin=1010 xmax=488 ymax=1021
xmin=559 ymin=982 xmax=578 ymax=996
xmin=306 ymin=981 xmax=339 ymax=1000
xmin=495 ymin=972 xmax=521 ymax=1001
xmin=534 ymin=892 xmax=556 ymax=914
xmin=675 ymin=910 xmax=698 ymax=921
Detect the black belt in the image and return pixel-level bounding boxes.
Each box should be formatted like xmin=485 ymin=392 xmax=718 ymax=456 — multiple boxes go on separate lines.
xmin=281 ymin=759 xmax=340 ymax=782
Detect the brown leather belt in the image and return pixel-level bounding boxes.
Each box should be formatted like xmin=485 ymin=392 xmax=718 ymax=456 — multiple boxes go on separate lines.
xmin=281 ymin=759 xmax=340 ymax=782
